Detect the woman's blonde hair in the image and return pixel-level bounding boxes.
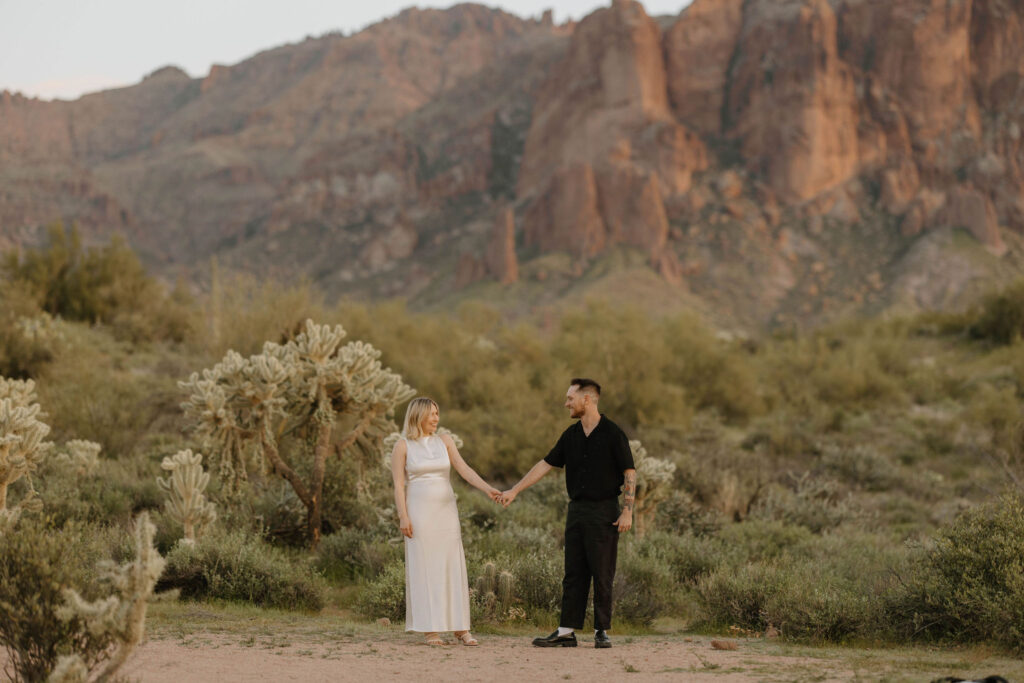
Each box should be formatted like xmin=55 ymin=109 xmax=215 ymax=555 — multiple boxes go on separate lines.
xmin=402 ymin=397 xmax=439 ymax=439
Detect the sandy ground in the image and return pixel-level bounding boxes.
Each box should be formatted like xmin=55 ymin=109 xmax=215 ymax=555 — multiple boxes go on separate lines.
xmin=117 ymin=633 xmax=863 ymax=683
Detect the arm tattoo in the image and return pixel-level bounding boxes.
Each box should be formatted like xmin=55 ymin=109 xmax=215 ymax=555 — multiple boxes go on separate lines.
xmin=623 ymin=470 xmax=636 ymax=513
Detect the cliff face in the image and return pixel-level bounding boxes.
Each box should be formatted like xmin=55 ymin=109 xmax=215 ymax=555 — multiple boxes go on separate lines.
xmin=1 ymin=0 xmax=1023 ymax=326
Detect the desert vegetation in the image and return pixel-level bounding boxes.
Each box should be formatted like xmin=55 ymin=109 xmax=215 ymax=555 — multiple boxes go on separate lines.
xmin=3 ymin=227 xmax=1024 ymax=679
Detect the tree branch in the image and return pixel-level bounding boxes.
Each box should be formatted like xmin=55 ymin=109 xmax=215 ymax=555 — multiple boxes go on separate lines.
xmin=261 ymin=430 xmax=312 ymax=507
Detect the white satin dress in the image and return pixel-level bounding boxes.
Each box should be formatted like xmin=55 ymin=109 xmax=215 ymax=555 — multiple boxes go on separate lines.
xmin=403 ymin=435 xmax=471 ymax=632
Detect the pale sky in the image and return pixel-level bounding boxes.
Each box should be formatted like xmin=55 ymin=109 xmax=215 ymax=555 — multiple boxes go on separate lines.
xmin=0 ymin=1 xmax=693 ymax=101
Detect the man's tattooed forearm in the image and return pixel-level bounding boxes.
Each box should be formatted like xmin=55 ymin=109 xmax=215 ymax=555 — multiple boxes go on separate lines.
xmin=623 ymin=470 xmax=636 ymax=512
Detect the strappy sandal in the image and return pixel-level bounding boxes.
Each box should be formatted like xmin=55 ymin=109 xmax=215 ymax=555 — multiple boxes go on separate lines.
xmin=425 ymin=632 xmax=445 ymax=646
xmin=455 ymin=631 xmax=479 ymax=646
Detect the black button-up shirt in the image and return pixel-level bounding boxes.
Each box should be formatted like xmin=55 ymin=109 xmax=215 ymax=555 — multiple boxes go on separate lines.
xmin=543 ymin=415 xmax=635 ymax=502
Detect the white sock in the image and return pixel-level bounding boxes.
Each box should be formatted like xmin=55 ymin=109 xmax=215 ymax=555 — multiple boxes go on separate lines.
xmin=557 ymin=627 xmax=574 ymax=637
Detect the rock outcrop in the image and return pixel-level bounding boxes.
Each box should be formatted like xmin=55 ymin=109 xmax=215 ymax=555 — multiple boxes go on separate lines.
xmin=1 ymin=0 xmax=1023 ymax=326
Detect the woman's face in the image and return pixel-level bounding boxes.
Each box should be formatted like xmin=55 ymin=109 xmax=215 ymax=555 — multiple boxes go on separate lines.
xmin=421 ymin=404 xmax=440 ymax=435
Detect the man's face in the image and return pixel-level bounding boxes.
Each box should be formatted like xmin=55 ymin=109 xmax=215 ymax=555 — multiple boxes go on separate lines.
xmin=564 ymin=386 xmax=587 ymax=419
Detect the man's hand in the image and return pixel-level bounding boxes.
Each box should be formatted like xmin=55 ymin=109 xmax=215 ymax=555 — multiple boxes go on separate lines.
xmin=612 ymin=508 xmax=632 ymax=533
xmin=499 ymin=489 xmax=517 ymax=508
xmin=399 ymin=516 xmax=413 ymax=538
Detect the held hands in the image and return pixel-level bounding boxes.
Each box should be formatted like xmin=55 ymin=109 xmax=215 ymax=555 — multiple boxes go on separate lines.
xmin=498 ymin=489 xmax=517 ymax=508
xmin=612 ymin=508 xmax=632 ymax=533
xmin=486 ymin=486 xmax=503 ymax=504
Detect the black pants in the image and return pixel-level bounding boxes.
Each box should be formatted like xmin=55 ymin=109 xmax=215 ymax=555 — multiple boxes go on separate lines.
xmin=559 ymin=499 xmax=620 ymax=631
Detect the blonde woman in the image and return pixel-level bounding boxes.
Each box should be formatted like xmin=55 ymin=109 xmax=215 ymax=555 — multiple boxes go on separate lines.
xmin=390 ymin=397 xmax=501 ymax=646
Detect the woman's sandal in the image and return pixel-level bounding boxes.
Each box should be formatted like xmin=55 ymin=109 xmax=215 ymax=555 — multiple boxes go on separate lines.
xmin=455 ymin=631 xmax=479 ymax=646
xmin=425 ymin=632 xmax=445 ymax=646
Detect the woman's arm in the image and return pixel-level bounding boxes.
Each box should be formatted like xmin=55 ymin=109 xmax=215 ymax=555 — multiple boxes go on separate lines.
xmin=390 ymin=440 xmax=413 ymax=538
xmin=440 ymin=433 xmax=500 ymax=500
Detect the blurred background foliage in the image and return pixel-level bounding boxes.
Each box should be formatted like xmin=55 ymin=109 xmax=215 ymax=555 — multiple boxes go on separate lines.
xmin=4 ymin=226 xmax=1024 ymax=650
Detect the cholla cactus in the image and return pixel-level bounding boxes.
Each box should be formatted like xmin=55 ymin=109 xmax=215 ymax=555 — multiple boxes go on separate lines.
xmin=157 ymin=449 xmax=216 ymax=543
xmin=473 ymin=561 xmax=514 ymax=619
xmin=55 ymin=440 xmax=101 ymax=476
xmin=0 ymin=377 xmax=53 ymax=531
xmin=49 ymin=512 xmax=165 ymax=683
xmin=180 ymin=319 xmax=415 ymax=548
xmin=630 ymin=440 xmax=677 ymax=537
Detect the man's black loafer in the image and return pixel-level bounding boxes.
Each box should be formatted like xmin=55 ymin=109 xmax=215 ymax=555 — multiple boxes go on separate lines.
xmin=594 ymin=630 xmax=612 ymax=648
xmin=532 ymin=630 xmax=578 ymax=647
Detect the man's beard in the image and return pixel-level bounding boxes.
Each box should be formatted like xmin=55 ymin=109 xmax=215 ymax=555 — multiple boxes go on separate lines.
xmin=569 ymin=407 xmax=584 ymax=419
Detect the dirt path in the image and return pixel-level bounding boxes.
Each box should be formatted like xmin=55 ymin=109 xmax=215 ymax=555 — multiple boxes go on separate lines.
xmin=123 ymin=634 xmax=828 ymax=682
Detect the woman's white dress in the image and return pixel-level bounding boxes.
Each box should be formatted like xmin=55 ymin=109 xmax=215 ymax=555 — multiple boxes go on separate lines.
xmin=403 ymin=435 xmax=471 ymax=632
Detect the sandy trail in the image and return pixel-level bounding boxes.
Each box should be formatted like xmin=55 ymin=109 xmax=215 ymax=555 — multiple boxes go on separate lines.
xmin=120 ymin=634 xmax=846 ymax=682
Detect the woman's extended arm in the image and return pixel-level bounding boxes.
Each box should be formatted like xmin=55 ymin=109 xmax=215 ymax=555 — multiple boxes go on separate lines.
xmin=440 ymin=434 xmax=500 ymax=501
xmin=390 ymin=440 xmax=413 ymax=538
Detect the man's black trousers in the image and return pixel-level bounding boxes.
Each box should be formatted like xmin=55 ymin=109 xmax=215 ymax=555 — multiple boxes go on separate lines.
xmin=559 ymin=498 xmax=620 ymax=631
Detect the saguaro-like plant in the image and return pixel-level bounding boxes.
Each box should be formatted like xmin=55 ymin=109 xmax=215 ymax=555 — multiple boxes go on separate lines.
xmin=181 ymin=319 xmax=415 ymax=548
xmin=157 ymin=449 xmax=216 ymax=543
xmin=630 ymin=440 xmax=677 ymax=538
xmin=49 ymin=512 xmax=165 ymax=682
xmin=474 ymin=561 xmax=514 ymax=618
xmin=0 ymin=377 xmax=52 ymax=530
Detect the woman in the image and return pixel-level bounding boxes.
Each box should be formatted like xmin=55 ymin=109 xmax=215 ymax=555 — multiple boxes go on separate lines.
xmin=390 ymin=397 xmax=501 ymax=646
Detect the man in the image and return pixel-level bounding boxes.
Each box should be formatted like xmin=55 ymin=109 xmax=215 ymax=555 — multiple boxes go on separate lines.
xmin=500 ymin=378 xmax=635 ymax=649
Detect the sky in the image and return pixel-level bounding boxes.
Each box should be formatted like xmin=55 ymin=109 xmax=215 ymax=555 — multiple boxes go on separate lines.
xmin=0 ymin=0 xmax=693 ymax=101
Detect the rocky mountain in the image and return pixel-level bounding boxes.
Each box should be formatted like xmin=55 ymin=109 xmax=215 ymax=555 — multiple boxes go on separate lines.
xmin=1 ymin=0 xmax=1022 ymax=328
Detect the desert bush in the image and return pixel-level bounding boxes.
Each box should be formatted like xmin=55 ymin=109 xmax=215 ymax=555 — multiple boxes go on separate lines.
xmin=0 ymin=519 xmax=113 ymax=681
xmin=820 ymin=445 xmax=899 ymax=492
xmin=504 ymin=549 xmax=564 ymax=615
xmin=715 ymin=519 xmax=814 ymax=563
xmin=315 ymin=527 xmax=402 ymax=582
xmin=37 ymin=454 xmax=163 ymax=528
xmin=889 ymin=495 xmax=1024 ymax=647
xmin=158 ymin=529 xmax=326 ymax=611
xmin=354 ymin=561 xmax=406 ymax=621
xmin=612 ymin=549 xmax=677 ymax=626
xmin=697 ymin=551 xmax=887 ymax=641
xmin=2 ymin=223 xmax=193 ymax=344
xmin=652 ymin=489 xmax=722 ymax=537
xmin=971 ymin=279 xmax=1024 ymax=345
xmin=674 ymin=420 xmax=767 ymax=520
xmin=661 ymin=314 xmax=764 ymax=420
xmin=203 ymin=270 xmax=328 ymax=357
xmin=0 ymin=282 xmax=60 ymax=379
xmin=750 ymin=473 xmax=854 ymax=533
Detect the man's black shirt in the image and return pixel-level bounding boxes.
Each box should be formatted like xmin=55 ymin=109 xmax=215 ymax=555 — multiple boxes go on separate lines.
xmin=543 ymin=415 xmax=635 ymax=501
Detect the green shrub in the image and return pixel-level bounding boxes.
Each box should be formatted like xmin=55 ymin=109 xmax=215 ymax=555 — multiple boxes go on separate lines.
xmin=889 ymin=495 xmax=1024 ymax=647
xmin=505 ymin=549 xmax=563 ymax=614
xmin=697 ymin=556 xmax=885 ymax=641
xmin=750 ymin=475 xmax=853 ymax=533
xmin=612 ymin=550 xmax=677 ymax=625
xmin=354 ymin=561 xmax=406 ymax=621
xmin=820 ymin=445 xmax=899 ymax=492
xmin=158 ymin=529 xmax=326 ymax=611
xmin=971 ymin=280 xmax=1024 ymax=345
xmin=0 ymin=519 xmax=114 ymax=681
xmin=315 ymin=527 xmax=402 ymax=582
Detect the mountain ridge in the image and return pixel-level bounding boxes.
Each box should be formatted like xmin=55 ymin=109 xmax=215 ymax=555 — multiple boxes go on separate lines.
xmin=1 ymin=0 xmax=1022 ymax=329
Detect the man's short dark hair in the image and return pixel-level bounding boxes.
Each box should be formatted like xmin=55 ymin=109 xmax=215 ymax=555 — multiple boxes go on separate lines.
xmin=570 ymin=378 xmax=601 ymax=396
